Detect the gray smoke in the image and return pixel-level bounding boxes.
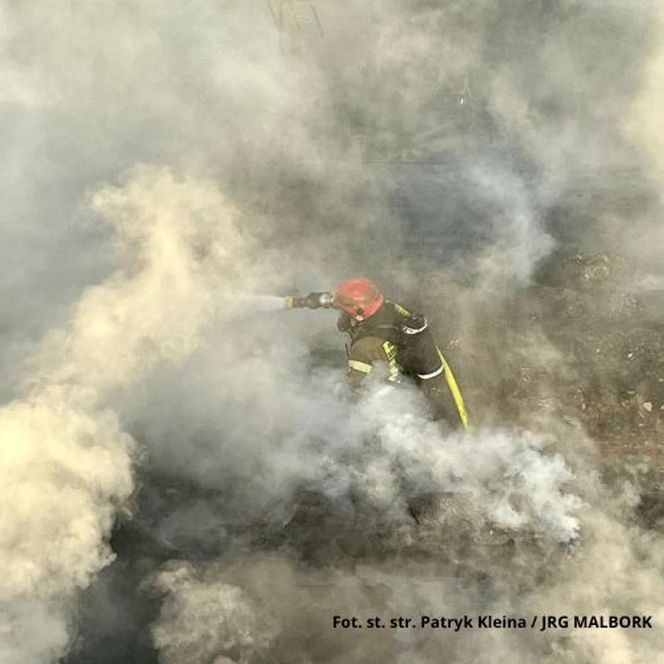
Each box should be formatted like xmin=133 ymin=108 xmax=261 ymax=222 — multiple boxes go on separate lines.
xmin=1 ymin=1 xmax=664 ymax=663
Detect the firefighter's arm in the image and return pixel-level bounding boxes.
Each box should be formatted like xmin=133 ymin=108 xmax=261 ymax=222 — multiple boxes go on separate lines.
xmin=347 ymin=336 xmax=390 ymax=389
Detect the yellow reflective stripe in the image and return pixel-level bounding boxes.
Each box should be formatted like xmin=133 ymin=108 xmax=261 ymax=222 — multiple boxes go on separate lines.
xmin=382 ymin=341 xmax=397 ymax=361
xmin=348 ymin=359 xmax=373 ymax=374
xmin=382 ymin=341 xmax=402 ymax=382
xmin=392 ymin=302 xmax=412 ymax=317
xmin=436 ymin=347 xmax=469 ymax=429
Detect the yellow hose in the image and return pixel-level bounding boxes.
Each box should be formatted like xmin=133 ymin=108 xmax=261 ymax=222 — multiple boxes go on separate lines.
xmin=436 ymin=347 xmax=469 ymax=429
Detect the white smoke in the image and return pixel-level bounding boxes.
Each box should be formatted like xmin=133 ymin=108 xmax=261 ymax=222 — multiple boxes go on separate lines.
xmin=356 ymin=386 xmax=581 ymax=540
xmin=1 ymin=1 xmax=664 ymax=662
xmin=0 ymin=166 xmax=250 ymax=662
xmin=152 ymin=563 xmax=279 ymax=664
xmin=150 ymin=504 xmax=664 ymax=664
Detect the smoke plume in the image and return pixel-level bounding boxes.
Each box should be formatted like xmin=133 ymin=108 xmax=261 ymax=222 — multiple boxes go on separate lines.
xmin=1 ymin=1 xmax=664 ymax=663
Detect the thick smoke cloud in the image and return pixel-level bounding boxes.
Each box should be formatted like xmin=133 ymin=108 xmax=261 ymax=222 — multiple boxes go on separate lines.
xmin=1 ymin=1 xmax=664 ymax=663
xmin=0 ymin=168 xmax=254 ymax=661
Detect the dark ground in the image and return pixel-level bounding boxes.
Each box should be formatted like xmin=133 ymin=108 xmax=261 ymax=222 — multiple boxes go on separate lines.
xmin=64 ymin=247 xmax=664 ymax=663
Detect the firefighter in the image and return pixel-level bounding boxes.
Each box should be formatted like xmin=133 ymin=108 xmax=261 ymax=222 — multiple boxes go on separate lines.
xmin=285 ymin=278 xmax=468 ymax=429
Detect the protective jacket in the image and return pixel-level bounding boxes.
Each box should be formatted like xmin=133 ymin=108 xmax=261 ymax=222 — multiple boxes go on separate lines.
xmin=338 ymin=301 xmax=468 ymax=428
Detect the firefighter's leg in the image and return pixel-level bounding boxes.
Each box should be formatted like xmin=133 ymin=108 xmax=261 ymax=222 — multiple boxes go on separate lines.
xmin=420 ymin=372 xmax=462 ymax=428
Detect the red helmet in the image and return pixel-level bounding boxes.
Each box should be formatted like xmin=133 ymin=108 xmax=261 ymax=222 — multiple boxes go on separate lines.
xmin=334 ymin=277 xmax=384 ymax=320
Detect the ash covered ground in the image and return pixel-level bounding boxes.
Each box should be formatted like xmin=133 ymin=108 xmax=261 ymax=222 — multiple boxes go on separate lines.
xmin=68 ymin=251 xmax=664 ymax=664
xmin=2 ymin=2 xmax=664 ymax=663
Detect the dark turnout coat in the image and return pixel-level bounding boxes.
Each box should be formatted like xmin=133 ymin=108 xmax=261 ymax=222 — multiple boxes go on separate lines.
xmin=338 ymin=301 xmax=467 ymax=427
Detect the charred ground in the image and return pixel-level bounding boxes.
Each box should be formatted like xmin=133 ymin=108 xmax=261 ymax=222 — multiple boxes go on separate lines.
xmin=64 ymin=247 xmax=664 ymax=663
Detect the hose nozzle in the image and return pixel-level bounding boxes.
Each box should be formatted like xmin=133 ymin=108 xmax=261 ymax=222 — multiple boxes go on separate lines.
xmin=284 ymin=292 xmax=334 ymax=310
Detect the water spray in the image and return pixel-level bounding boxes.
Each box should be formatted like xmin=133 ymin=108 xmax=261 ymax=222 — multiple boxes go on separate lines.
xmin=244 ymin=294 xmax=290 ymax=312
